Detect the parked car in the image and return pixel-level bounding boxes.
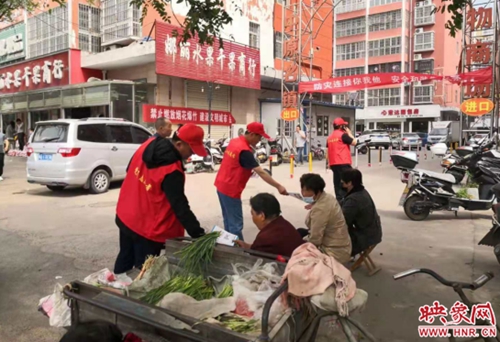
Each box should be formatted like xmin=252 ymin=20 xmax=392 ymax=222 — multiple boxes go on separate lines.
xmin=26 ymin=118 xmax=152 ymax=194
xmin=357 ymin=129 xmax=391 ymax=149
xmin=392 ymin=133 xmax=422 ymax=150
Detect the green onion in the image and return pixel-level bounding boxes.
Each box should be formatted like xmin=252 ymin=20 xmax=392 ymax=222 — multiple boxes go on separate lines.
xmin=217 ymin=284 xmax=234 ymax=298
xmin=175 ymin=232 xmax=220 ymax=276
xmin=140 ymin=275 xmax=214 ymax=305
xmin=218 ymin=315 xmax=259 ymax=334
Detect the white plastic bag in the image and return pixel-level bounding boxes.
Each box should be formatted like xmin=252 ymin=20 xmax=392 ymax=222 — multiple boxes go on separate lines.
xmin=83 ymin=268 xmax=132 ymax=290
xmin=38 ymin=284 xmax=71 ymax=328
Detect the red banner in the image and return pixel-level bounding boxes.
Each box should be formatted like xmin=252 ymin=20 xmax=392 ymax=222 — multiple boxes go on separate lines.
xmin=0 ymin=51 xmax=69 ymax=94
xmin=142 ymin=104 xmax=235 ymax=126
xmin=155 ymin=22 xmax=261 ymax=90
xmin=299 ymin=72 xmax=443 ymax=94
xmin=445 ymin=66 xmax=493 ymax=85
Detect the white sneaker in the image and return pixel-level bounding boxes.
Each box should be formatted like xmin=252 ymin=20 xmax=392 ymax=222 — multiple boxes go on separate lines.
xmin=0 ymin=177 xmax=3 ymax=181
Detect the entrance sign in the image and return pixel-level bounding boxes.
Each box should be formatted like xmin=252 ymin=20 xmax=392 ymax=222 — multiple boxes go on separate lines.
xmin=460 ymin=98 xmax=495 ymax=116
xmin=155 ymin=22 xmax=261 ymax=90
xmin=143 ymin=104 xmax=235 ymax=126
xmin=281 ymin=108 xmax=300 ymax=121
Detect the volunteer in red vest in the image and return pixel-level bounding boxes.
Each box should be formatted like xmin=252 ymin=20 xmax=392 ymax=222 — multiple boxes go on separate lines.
xmin=327 ymin=118 xmax=357 ymax=200
xmin=215 ymin=122 xmax=288 ymax=241
xmin=113 ymin=123 xmax=207 ymax=274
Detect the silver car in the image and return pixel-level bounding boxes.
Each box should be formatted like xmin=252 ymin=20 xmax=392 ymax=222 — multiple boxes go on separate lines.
xmin=27 ymin=118 xmax=152 ymax=194
xmin=393 ymin=133 xmax=423 ymax=150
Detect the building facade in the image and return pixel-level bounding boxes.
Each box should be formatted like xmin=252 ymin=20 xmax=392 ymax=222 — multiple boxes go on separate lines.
xmin=332 ymin=0 xmax=463 ymax=134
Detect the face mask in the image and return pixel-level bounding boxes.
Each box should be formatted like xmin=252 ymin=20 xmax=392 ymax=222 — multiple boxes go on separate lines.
xmin=303 ymin=196 xmax=315 ymax=204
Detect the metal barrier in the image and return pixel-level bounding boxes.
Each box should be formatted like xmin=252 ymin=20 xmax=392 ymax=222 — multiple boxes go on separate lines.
xmin=268 ymin=156 xmax=273 ymax=176
xmin=290 ymin=154 xmax=294 ymax=179
xmin=308 ymin=152 xmax=313 ymax=172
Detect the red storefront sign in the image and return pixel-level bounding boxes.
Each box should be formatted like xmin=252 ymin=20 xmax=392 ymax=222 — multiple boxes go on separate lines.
xmin=143 ymin=104 xmax=235 ymax=126
xmin=0 ymin=51 xmax=69 ymax=94
xmin=155 ymin=22 xmax=260 ymax=90
xmin=381 ymin=108 xmax=422 ymax=116
xmin=299 ymin=72 xmax=443 ymax=94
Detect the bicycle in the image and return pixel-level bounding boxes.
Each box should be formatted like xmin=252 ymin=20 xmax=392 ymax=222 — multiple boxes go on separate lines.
xmin=394 ymin=268 xmax=500 ymax=342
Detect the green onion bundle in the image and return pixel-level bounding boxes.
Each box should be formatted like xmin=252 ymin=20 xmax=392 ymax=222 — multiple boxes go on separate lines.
xmin=218 ymin=315 xmax=259 ymax=334
xmin=175 ymin=232 xmax=220 ymax=275
xmin=216 ymin=284 xmax=234 ymax=298
xmin=140 ymin=275 xmax=214 ymax=305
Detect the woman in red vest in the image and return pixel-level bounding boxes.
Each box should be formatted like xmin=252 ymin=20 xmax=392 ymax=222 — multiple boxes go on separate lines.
xmin=114 ymin=124 xmax=207 ymax=274
xmin=214 ymin=122 xmax=288 ymax=241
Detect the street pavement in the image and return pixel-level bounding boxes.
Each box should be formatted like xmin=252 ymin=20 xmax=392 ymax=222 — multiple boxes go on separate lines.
xmin=0 ymin=151 xmax=498 ymax=342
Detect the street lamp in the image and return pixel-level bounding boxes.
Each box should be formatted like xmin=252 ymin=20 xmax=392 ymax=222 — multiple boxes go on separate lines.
xmin=201 ymin=81 xmax=220 ymax=138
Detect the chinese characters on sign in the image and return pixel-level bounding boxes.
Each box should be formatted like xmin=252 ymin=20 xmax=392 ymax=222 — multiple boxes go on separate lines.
xmin=280 ymin=11 xmax=301 ymax=117
xmin=0 ymin=51 xmax=69 ymax=94
xmin=155 ymin=22 xmax=260 ymax=90
xmin=299 ymin=72 xmax=443 ymax=94
xmin=418 ymin=301 xmax=497 ymax=339
xmin=463 ymin=6 xmax=493 ymax=99
xmin=281 ymin=108 xmax=300 ymax=121
xmin=142 ymin=104 xmax=235 ymax=126
xmin=381 ymin=108 xmax=422 ymax=117
xmin=0 ymin=32 xmax=24 ymax=63
xmin=460 ymin=98 xmax=495 ymax=116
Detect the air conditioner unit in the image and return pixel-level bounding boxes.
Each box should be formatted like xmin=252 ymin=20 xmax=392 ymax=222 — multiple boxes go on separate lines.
xmin=414 ymin=81 xmax=422 ymax=86
xmin=415 ymin=28 xmax=424 ymax=34
xmin=416 ymin=2 xmax=423 ymax=7
xmin=414 ymin=54 xmax=423 ymax=60
xmin=231 ymin=124 xmax=246 ymax=139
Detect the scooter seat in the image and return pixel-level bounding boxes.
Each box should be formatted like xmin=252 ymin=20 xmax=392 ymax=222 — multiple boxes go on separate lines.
xmin=414 ymin=169 xmax=457 ymax=184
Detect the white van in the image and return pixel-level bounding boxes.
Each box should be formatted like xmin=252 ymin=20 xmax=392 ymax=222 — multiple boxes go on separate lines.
xmin=27 ymin=118 xmax=152 ymax=194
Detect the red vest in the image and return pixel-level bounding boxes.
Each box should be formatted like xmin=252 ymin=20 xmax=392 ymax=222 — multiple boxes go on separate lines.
xmin=327 ymin=129 xmax=352 ymax=166
xmin=116 ymin=139 xmax=185 ymax=242
xmin=214 ymin=136 xmax=253 ymax=198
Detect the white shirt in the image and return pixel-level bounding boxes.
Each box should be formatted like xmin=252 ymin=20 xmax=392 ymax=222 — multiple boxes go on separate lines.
xmin=16 ymin=122 xmax=24 ymax=134
xmin=295 ymin=130 xmax=307 ymax=148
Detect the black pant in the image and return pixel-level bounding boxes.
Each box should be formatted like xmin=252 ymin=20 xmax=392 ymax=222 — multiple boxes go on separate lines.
xmin=297 ymin=228 xmax=309 ymax=238
xmin=0 ymin=153 xmax=4 ymax=177
xmin=113 ymin=221 xmax=164 ymax=274
xmin=330 ymin=164 xmax=352 ymax=200
xmin=17 ymin=133 xmax=25 ymax=151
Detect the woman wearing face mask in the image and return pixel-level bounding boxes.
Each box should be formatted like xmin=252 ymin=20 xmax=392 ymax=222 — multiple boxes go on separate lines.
xmin=297 ymin=173 xmax=352 ymax=263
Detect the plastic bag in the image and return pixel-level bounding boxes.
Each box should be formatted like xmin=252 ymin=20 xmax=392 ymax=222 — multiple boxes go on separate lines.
xmin=159 ymin=293 xmax=236 ymax=320
xmin=83 ymin=268 xmax=133 ymax=290
xmin=127 ymin=256 xmax=172 ymax=299
xmin=38 ymin=284 xmax=71 ymax=328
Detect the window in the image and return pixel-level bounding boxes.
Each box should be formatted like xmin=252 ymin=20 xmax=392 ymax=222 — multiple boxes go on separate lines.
xmin=369 ymin=62 xmax=402 ymax=73
xmin=336 ymin=17 xmax=366 ymax=38
xmin=316 ymin=116 xmax=330 ymax=137
xmin=79 ymin=4 xmax=102 ymax=53
xmin=336 ymin=0 xmax=366 ymax=14
xmin=101 ymin=0 xmax=141 ymax=45
xmin=335 ymin=91 xmax=365 ymax=107
xmin=414 ymin=31 xmax=435 ymax=52
xmin=32 ymin=124 xmax=69 ymax=143
xmin=249 ymin=22 xmax=260 ymax=48
xmin=367 ymin=88 xmax=401 ymax=106
xmin=414 ymin=59 xmax=434 ymax=74
xmin=274 ymin=31 xmax=283 ymax=59
xmin=369 ymin=10 xmax=402 ymax=32
xmin=414 ymin=3 xmax=435 ymax=26
xmin=336 ymin=42 xmax=365 ymax=61
xmin=368 ymin=37 xmax=401 ymax=57
xmin=109 ymin=125 xmax=133 ymax=143
xmin=131 ymin=126 xmax=151 ymax=144
xmin=335 ymin=67 xmax=365 ymax=77
xmin=370 ymin=0 xmax=401 ymax=7
xmin=27 ymin=6 xmax=69 ymax=59
xmin=77 ymin=124 xmax=108 ymax=143
xmin=277 ymin=119 xmax=292 ymax=137
xmin=413 ymin=85 xmax=433 ymax=103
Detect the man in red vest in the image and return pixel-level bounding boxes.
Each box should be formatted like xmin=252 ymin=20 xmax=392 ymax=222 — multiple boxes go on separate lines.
xmin=327 ymin=118 xmax=357 ymax=200
xmin=113 ymin=123 xmax=207 ymax=274
xmin=215 ymin=122 xmax=287 ymax=241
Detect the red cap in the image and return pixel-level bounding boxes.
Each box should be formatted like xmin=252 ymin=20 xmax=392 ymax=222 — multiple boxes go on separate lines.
xmin=333 ymin=118 xmax=348 ymax=126
xmin=177 ymin=123 xmax=207 ymax=157
xmin=247 ymin=122 xmax=270 ymax=139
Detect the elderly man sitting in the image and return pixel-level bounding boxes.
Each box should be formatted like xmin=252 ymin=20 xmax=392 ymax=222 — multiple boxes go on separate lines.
xmin=236 ymin=193 xmax=304 ymax=257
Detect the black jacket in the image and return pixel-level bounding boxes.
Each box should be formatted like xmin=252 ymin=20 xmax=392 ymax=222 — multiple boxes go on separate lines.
xmin=341 ymin=185 xmax=382 ymax=256
xmin=117 ymin=137 xmax=205 ymax=239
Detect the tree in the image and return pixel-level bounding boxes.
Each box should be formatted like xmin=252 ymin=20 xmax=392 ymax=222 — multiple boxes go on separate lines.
xmin=0 ymin=0 xmax=465 ymax=45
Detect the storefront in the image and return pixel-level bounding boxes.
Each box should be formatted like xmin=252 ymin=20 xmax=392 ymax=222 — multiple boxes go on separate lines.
xmin=356 ymin=105 xmax=443 ymax=134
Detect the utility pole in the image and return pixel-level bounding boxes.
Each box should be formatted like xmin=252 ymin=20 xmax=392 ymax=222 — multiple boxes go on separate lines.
xmin=207 ymin=82 xmax=213 ymax=138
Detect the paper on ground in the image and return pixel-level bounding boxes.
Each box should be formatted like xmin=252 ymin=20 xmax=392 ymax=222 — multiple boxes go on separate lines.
xmin=212 ymin=225 xmax=238 ymax=246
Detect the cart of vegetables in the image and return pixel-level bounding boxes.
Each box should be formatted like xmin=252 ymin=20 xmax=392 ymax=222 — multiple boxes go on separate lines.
xmin=63 ymin=233 xmax=315 ymax=342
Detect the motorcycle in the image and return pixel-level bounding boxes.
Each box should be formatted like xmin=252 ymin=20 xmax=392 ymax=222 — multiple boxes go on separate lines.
xmin=311 ymin=140 xmax=325 ymax=161
xmin=479 ymin=190 xmax=500 ymax=265
xmin=216 ymin=136 xmax=229 ymax=154
xmin=206 ymin=139 xmax=223 ymax=164
xmin=392 ymin=138 xmax=500 ymax=221
xmin=255 ymin=141 xmax=268 ymax=164
xmin=268 ymin=139 xmax=283 ymax=166
xmin=186 ymin=144 xmax=215 ymax=173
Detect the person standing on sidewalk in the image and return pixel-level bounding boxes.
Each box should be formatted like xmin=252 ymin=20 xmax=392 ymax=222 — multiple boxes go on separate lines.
xmin=16 ymin=119 xmax=26 ymax=151
xmin=215 ymin=122 xmax=288 ymax=241
xmin=0 ymin=131 xmax=9 ymax=181
xmin=295 ymin=125 xmax=307 ymax=166
xmin=6 ymin=121 xmax=15 ymax=151
xmin=327 ymin=118 xmax=357 ymax=200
